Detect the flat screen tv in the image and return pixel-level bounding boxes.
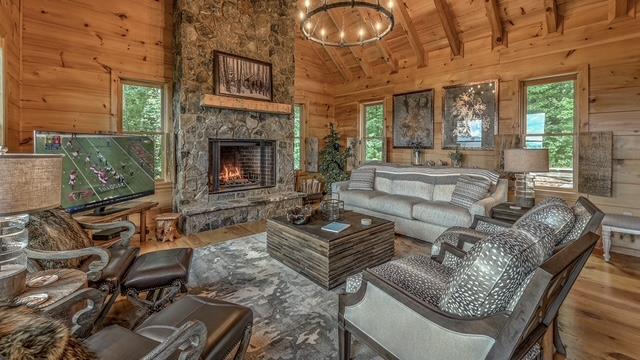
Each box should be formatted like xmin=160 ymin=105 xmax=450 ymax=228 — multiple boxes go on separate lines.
xmin=34 ymin=131 xmax=156 ymax=214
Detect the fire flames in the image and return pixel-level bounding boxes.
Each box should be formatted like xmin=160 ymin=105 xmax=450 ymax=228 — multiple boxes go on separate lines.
xmin=220 ymin=165 xmax=245 ymax=184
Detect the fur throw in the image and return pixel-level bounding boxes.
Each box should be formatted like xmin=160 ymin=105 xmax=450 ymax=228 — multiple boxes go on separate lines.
xmin=27 ymin=207 xmax=93 ymax=269
xmin=0 ymin=304 xmax=95 ymax=360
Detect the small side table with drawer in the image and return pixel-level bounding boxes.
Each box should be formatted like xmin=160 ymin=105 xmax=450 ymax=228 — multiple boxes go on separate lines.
xmin=490 ymin=202 xmax=532 ymax=224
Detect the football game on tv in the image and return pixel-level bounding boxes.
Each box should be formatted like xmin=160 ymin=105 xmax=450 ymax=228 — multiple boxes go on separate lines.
xmin=34 ymin=132 xmax=156 ymax=213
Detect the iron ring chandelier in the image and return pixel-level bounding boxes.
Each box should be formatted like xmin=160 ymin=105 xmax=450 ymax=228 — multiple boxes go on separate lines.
xmin=300 ymin=1 xmax=395 ymax=47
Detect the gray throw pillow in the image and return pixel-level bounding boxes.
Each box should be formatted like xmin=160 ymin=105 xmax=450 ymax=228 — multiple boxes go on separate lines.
xmin=348 ymin=167 xmax=376 ymax=191
xmin=449 ymin=175 xmax=491 ymax=209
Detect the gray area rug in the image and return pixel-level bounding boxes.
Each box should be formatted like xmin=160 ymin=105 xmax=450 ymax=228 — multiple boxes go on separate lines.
xmin=188 ymin=233 xmax=429 ymax=360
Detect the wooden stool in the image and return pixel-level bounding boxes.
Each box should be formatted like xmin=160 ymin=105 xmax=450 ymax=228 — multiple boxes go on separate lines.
xmin=155 ymin=213 xmax=182 ymax=242
xmin=602 ymin=214 xmax=640 ymax=262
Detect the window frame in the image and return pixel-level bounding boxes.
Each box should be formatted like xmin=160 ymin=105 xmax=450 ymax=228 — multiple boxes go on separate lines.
xmin=111 ymin=71 xmax=172 ymax=183
xmin=521 ymin=74 xmax=578 ymax=191
xmin=293 ymin=103 xmax=305 ymax=172
xmin=360 ymin=100 xmax=386 ymax=163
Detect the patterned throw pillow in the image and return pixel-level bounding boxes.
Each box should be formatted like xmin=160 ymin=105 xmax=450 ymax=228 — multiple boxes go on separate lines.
xmin=348 ymin=167 xmax=376 ymax=191
xmin=449 ymin=175 xmax=491 ymax=209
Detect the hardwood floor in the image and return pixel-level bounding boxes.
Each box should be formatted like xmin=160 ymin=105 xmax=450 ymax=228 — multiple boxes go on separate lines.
xmin=139 ymin=222 xmax=640 ymax=360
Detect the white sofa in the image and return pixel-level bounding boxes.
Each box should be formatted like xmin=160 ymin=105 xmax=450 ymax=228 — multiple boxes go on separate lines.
xmin=332 ymin=164 xmax=508 ymax=243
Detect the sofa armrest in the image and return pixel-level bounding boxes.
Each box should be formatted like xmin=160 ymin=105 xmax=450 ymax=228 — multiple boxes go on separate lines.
xmin=25 ymin=247 xmax=110 ymax=282
xmin=469 ymin=196 xmax=498 ymax=217
xmin=44 ymin=287 xmax=107 ymax=338
xmin=471 ymin=215 xmax=512 ymax=231
xmin=79 ymin=220 xmax=136 ymax=248
xmin=331 ymin=180 xmax=350 ymax=195
xmin=141 ymin=320 xmax=207 ymax=360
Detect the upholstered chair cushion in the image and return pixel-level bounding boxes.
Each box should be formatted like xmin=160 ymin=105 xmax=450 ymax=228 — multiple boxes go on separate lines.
xmin=348 ymin=167 xmax=376 ymax=191
xmin=439 ymin=220 xmax=556 ymax=317
xmin=26 ymin=207 xmax=93 ymax=269
xmin=559 ymin=202 xmax=591 ymax=245
xmin=449 ymin=176 xmax=492 ymax=209
xmin=514 ymin=199 xmax=575 ymax=244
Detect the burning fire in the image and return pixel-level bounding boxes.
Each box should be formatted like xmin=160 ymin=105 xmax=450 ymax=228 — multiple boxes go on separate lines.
xmin=220 ymin=165 xmax=244 ymax=184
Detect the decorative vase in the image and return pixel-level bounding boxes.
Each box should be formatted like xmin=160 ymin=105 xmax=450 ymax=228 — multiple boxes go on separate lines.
xmin=412 ymin=149 xmax=422 ymax=166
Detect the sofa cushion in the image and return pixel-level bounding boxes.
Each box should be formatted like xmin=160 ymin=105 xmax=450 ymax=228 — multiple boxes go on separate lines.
xmin=432 ymin=184 xmax=457 ymax=202
xmin=439 ymin=221 xmax=556 ymax=317
xmin=348 ymin=167 xmax=376 ymax=191
xmin=390 ymin=179 xmax=434 ymax=201
xmin=449 ymin=176 xmax=491 ymax=209
xmin=368 ymin=194 xmax=423 ymax=219
xmin=339 ymin=190 xmax=385 ymax=209
xmin=413 ymin=201 xmax=472 ymax=228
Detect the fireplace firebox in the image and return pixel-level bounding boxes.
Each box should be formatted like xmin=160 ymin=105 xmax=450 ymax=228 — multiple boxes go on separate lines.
xmin=208 ymin=139 xmax=276 ymax=194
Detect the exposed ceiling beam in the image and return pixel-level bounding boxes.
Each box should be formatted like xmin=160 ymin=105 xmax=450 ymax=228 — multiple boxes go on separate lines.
xmin=356 ymin=8 xmax=400 ymax=73
xmin=484 ymin=0 xmax=507 ymax=49
xmin=608 ymin=0 xmax=632 ymax=23
xmin=325 ymin=12 xmax=374 ymax=78
xmin=394 ymin=0 xmax=427 ymax=68
xmin=544 ymin=0 xmax=560 ymax=33
xmin=433 ymin=0 xmax=462 ymax=57
xmin=320 ymin=46 xmax=353 ymax=82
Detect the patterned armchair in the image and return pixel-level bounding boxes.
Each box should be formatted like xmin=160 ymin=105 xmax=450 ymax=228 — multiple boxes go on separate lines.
xmin=23 ymin=207 xmax=138 ymax=329
xmin=340 ymin=221 xmax=600 ymax=360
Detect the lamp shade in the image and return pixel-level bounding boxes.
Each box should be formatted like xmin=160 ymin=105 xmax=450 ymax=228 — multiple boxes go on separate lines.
xmin=0 ymin=153 xmax=64 ymax=216
xmin=503 ymin=149 xmax=550 ymax=173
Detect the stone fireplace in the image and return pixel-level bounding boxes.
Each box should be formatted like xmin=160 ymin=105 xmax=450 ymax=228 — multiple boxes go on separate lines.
xmin=209 ymin=139 xmax=276 ymax=194
xmin=173 ymin=0 xmax=302 ymax=234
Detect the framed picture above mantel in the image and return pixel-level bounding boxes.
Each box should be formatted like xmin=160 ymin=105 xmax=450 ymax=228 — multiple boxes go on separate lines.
xmin=392 ymin=89 xmax=435 ymax=149
xmin=442 ymin=80 xmax=498 ymax=150
xmin=214 ymin=51 xmax=273 ymax=101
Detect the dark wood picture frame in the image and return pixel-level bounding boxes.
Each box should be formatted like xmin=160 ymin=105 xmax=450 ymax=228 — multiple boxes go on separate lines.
xmin=442 ymin=80 xmax=499 ymax=150
xmin=214 ymin=51 xmax=273 ymax=102
xmin=392 ymin=89 xmax=435 ymax=149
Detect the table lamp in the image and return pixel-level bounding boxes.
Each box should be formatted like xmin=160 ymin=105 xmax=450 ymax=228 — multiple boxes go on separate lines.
xmin=0 ymin=147 xmax=63 ymax=300
xmin=503 ymin=148 xmax=549 ymax=208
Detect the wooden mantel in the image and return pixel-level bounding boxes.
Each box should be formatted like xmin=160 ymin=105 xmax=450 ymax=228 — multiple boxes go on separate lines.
xmin=201 ymin=94 xmax=292 ymax=115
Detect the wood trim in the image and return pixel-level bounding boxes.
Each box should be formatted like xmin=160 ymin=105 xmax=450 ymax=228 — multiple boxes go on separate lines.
xmin=608 ymin=0 xmax=633 ymax=23
xmin=544 ymin=0 xmax=561 ymax=34
xmin=0 ymin=36 xmax=6 ymax=147
xmin=394 ymin=0 xmax=426 ymax=68
xmin=201 ymin=94 xmax=292 ymax=115
xmin=433 ymin=0 xmax=462 ymax=58
xmin=484 ymin=0 xmax=507 ymax=49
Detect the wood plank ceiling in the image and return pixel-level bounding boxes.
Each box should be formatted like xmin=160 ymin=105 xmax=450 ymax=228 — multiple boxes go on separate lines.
xmin=296 ymin=0 xmax=636 ymax=84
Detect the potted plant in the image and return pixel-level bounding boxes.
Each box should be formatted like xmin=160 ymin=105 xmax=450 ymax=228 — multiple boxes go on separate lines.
xmin=449 ymin=146 xmax=463 ymax=168
xmin=319 ymin=124 xmax=351 ymax=193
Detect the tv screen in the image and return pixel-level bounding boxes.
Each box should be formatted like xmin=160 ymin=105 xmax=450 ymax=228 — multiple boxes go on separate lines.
xmin=34 ymin=132 xmax=156 ymax=213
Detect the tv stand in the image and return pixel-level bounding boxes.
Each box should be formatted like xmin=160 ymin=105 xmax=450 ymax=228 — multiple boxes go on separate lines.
xmin=75 ymin=201 xmax=159 ymax=243
xmin=93 ymin=206 xmax=130 ymax=216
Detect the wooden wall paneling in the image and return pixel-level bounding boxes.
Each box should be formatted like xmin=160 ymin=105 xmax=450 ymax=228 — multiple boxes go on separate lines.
xmin=0 ymin=0 xmax=22 ymax=151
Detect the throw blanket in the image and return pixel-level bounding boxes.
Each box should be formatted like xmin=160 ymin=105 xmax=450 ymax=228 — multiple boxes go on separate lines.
xmin=360 ymin=163 xmax=501 ymax=185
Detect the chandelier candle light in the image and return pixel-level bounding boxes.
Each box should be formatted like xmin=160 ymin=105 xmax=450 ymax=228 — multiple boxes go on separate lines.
xmin=300 ymin=0 xmax=395 ymax=47
xmin=0 ymin=148 xmax=63 ymax=300
xmin=503 ymin=148 xmax=550 ymax=208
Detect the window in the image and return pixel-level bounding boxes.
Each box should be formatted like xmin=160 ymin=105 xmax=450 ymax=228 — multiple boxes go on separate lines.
xmin=122 ymin=82 xmax=167 ymax=180
xmin=361 ymin=102 xmax=385 ymax=162
xmin=294 ymin=104 xmax=303 ymax=171
xmin=523 ymin=75 xmax=577 ymax=189
xmin=0 ymin=39 xmax=5 ymax=147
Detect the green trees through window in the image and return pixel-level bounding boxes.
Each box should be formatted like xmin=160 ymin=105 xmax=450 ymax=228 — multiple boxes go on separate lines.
xmin=524 ymin=77 xmax=576 ymax=188
xmin=363 ymin=103 xmax=385 ymax=162
xmin=122 ymin=83 xmax=165 ymax=180
xmin=294 ymin=104 xmax=303 ymax=170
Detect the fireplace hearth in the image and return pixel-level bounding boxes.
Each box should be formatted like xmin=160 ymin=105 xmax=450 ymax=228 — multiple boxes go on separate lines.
xmin=209 ymin=139 xmax=276 ymax=194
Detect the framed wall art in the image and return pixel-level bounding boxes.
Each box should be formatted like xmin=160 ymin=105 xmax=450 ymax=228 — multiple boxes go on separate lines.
xmin=442 ymin=80 xmax=498 ymax=150
xmin=214 ymin=51 xmax=273 ymax=101
xmin=392 ymin=89 xmax=435 ymax=149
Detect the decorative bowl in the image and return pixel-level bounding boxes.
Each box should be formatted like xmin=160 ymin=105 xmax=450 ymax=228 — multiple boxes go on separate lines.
xmin=287 ymin=206 xmax=312 ymax=225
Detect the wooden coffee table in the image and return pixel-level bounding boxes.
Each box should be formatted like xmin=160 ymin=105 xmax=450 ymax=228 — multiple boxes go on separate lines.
xmin=267 ymin=211 xmax=395 ymax=289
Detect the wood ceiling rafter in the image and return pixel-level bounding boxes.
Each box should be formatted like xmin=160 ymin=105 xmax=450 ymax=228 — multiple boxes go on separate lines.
xmin=394 ymin=0 xmax=427 ymax=68
xmin=608 ymin=0 xmax=634 ymax=22
xmin=316 ymin=45 xmax=352 ymax=82
xmin=433 ymin=0 xmax=463 ymax=58
xmin=484 ymin=0 xmax=507 ymax=49
xmin=544 ymin=0 xmax=561 ymax=33
xmin=356 ymin=8 xmax=399 ymax=73
xmin=325 ymin=11 xmax=374 ymax=78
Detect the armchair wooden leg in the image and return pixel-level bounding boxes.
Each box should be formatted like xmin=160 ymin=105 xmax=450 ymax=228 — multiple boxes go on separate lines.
xmin=543 ymin=325 xmax=555 ymax=360
xmin=339 ymin=325 xmax=352 ymax=360
xmin=553 ymin=317 xmax=567 ymax=356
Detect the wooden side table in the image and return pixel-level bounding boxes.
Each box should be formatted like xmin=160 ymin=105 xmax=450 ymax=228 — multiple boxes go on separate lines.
xmin=490 ymin=202 xmax=532 ymax=224
xmin=16 ymin=269 xmax=87 ymax=310
xmin=75 ymin=201 xmax=159 ymax=243
xmin=155 ymin=212 xmax=181 ymax=242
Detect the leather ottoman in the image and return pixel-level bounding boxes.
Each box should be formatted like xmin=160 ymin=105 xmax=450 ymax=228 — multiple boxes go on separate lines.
xmin=121 ymin=247 xmax=193 ymax=313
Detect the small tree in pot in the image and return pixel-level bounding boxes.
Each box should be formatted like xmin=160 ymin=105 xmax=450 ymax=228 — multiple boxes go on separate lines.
xmin=319 ymin=123 xmax=351 ymax=193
